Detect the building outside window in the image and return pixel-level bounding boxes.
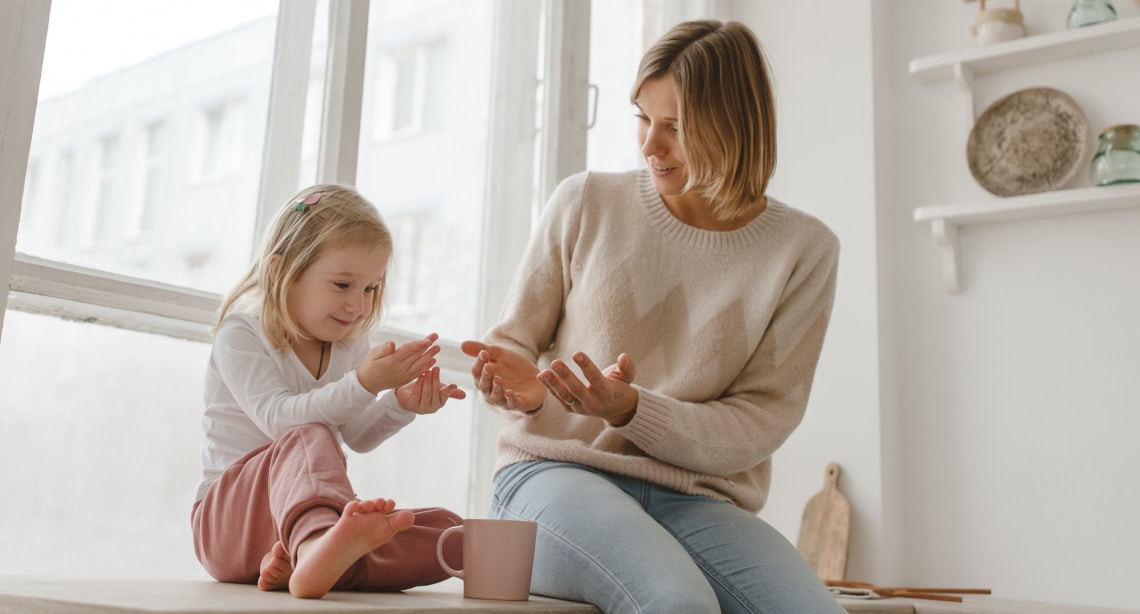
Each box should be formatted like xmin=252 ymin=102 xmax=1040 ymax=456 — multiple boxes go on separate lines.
xmin=125 ymin=121 xmax=165 ymax=241
xmin=375 ymin=40 xmax=447 ymax=139
xmin=50 ymin=151 xmax=75 ymax=248
xmin=80 ymin=134 xmax=119 ymax=248
xmin=190 ymin=100 xmax=247 ymax=184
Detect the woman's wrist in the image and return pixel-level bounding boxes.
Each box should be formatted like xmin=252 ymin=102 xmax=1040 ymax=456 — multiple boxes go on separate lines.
xmin=605 ymin=388 xmax=639 ymax=427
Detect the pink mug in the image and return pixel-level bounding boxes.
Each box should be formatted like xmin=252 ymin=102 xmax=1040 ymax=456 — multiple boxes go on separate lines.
xmin=435 ymin=518 xmax=537 ymax=600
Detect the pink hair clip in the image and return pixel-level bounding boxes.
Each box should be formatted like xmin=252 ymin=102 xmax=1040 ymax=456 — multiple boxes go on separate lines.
xmin=292 ymin=192 xmax=322 ymax=212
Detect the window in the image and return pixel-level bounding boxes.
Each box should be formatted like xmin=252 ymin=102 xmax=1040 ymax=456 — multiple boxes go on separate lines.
xmin=80 ymin=134 xmax=119 ymax=248
xmin=13 ymin=0 xmax=277 ymax=293
xmin=373 ymin=40 xmax=447 ymax=140
xmin=385 ymin=208 xmax=436 ymax=317
xmin=125 ymin=121 xmax=165 ymax=241
xmin=19 ymin=158 xmax=41 ymax=235
xmin=53 ymin=151 xmax=75 ymax=248
xmin=300 ymin=77 xmax=325 ymax=165
xmin=587 ymin=0 xmax=645 ymax=173
xmin=1 ymin=0 xmax=602 ymax=579
xmin=0 ymin=310 xmax=212 ymax=577
xmin=358 ymin=2 xmax=491 ymax=342
xmin=190 ymin=99 xmax=247 ymax=184
xmin=19 ymin=149 xmax=76 ymax=254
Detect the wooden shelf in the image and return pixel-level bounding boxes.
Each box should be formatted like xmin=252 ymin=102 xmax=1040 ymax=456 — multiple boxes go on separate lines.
xmin=908 ymin=17 xmax=1140 ymax=85
xmin=913 ymin=183 xmax=1140 ymax=293
xmin=908 ymin=17 xmax=1140 ymax=124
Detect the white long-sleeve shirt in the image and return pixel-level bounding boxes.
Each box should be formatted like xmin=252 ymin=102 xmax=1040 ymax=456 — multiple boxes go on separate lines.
xmin=195 ymin=312 xmax=413 ymax=502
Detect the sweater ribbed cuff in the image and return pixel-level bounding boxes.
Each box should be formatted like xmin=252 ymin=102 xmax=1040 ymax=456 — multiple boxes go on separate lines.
xmin=615 ymin=386 xmax=670 ymax=450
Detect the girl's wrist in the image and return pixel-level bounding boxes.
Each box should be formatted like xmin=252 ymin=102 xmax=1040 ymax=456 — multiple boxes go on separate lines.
xmin=356 ymin=370 xmax=382 ymax=395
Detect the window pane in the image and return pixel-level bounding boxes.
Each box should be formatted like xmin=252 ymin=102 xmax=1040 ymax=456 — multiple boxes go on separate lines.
xmin=359 ymin=0 xmax=494 ymax=342
xmin=0 ymin=311 xmax=211 ymax=577
xmin=587 ymin=0 xmax=644 ymax=172
xmin=20 ymin=0 xmax=279 ymax=294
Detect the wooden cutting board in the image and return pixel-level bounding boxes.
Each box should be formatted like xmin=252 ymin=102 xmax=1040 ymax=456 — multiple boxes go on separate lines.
xmin=796 ymin=462 xmax=851 ymax=581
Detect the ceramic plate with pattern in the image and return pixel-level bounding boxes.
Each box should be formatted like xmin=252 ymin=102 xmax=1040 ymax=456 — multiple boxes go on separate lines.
xmin=967 ymin=87 xmax=1089 ymax=197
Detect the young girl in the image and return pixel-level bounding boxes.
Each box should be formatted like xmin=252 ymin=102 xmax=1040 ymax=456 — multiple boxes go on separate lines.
xmin=192 ymin=184 xmax=466 ymax=599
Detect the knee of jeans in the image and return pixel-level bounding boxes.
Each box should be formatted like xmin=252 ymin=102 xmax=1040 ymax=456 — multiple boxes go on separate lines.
xmin=639 ymin=578 xmax=719 ymax=614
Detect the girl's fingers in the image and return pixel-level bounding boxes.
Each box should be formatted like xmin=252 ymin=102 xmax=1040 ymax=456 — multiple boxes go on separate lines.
xmin=425 ymin=368 xmax=441 ymax=405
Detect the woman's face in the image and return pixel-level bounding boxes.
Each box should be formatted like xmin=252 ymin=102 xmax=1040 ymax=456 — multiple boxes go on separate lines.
xmin=635 ymin=77 xmax=688 ymax=199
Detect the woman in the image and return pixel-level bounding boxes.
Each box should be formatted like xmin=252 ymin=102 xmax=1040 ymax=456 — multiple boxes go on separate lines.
xmin=462 ymin=20 xmax=843 ymax=614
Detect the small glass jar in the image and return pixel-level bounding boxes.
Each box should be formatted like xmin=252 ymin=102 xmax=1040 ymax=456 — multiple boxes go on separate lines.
xmin=1091 ymin=124 xmax=1140 ymax=186
xmin=1067 ymin=0 xmax=1117 ymax=28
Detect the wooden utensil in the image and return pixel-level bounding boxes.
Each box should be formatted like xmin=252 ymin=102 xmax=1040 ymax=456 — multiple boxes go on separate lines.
xmin=826 ymin=580 xmax=992 ymax=603
xmin=796 ymin=462 xmax=851 ymax=581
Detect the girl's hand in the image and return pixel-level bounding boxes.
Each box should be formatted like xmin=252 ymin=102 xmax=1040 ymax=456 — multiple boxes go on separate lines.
xmin=539 ymin=352 xmax=638 ymax=426
xmin=358 ymin=334 xmax=441 ymax=395
xmin=396 ymin=366 xmax=467 ymax=414
xmin=461 ymin=341 xmax=546 ymax=413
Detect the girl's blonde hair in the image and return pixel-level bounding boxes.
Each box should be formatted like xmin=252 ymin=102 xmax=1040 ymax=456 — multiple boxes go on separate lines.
xmin=215 ymin=184 xmax=393 ymax=350
xmin=632 ymin=20 xmax=777 ymax=222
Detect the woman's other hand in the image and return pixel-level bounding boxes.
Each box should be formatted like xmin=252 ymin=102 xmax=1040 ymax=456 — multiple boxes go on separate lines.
xmin=540 ymin=352 xmax=638 ymax=426
xmin=461 ymin=341 xmax=546 ymax=413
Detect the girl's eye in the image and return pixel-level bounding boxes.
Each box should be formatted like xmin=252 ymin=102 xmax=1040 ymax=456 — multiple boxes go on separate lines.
xmin=364 ymin=285 xmax=378 ymax=294
xmin=334 ymin=282 xmax=350 ymax=290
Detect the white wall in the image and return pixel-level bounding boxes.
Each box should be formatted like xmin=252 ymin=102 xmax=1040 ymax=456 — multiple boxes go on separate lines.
xmin=734 ymin=1 xmax=1140 ymax=610
xmin=735 ymin=0 xmax=896 ymax=586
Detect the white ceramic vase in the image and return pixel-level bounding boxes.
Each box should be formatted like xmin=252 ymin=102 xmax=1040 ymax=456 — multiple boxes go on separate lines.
xmin=971 ymin=0 xmax=1025 ymax=45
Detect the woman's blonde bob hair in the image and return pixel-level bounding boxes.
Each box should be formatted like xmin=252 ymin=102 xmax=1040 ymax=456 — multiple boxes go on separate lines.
xmin=214 ymin=184 xmax=393 ymax=350
xmin=631 ymin=20 xmax=777 ymax=222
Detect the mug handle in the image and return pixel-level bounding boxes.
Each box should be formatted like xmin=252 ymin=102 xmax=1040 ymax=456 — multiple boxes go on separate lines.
xmin=436 ymin=525 xmax=464 ymax=579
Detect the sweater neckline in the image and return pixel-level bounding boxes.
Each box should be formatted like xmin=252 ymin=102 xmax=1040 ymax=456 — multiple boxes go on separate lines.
xmin=637 ymin=169 xmax=786 ymax=251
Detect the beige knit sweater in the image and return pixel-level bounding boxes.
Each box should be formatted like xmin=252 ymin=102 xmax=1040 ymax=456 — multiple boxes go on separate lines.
xmin=485 ymin=169 xmax=839 ymax=512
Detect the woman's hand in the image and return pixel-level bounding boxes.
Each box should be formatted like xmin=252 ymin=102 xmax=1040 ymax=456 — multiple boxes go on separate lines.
xmin=461 ymin=341 xmax=546 ymax=413
xmin=396 ymin=366 xmax=467 ymax=414
xmin=540 ymin=352 xmax=638 ymax=426
xmin=358 ymin=334 xmax=441 ymax=395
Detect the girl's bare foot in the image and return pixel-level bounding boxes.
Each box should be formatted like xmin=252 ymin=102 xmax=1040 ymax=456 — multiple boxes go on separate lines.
xmin=257 ymin=541 xmax=292 ymax=591
xmin=289 ymin=498 xmax=415 ymax=599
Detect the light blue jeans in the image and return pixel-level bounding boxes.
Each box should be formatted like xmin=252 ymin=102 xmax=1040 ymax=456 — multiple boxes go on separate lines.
xmin=490 ymin=460 xmax=845 ymax=614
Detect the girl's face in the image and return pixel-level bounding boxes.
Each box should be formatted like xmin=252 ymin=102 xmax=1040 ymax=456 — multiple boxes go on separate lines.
xmin=285 ymin=243 xmax=389 ymax=345
xmin=635 ymin=77 xmax=689 ymax=201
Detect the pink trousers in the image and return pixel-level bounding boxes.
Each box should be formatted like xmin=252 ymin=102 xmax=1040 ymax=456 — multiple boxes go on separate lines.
xmin=191 ymin=422 xmax=462 ymax=591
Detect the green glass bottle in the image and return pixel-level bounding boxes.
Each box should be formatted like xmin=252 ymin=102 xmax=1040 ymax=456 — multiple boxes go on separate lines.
xmin=1067 ymin=0 xmax=1117 ymax=28
xmin=1091 ymin=124 xmax=1140 ymax=186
